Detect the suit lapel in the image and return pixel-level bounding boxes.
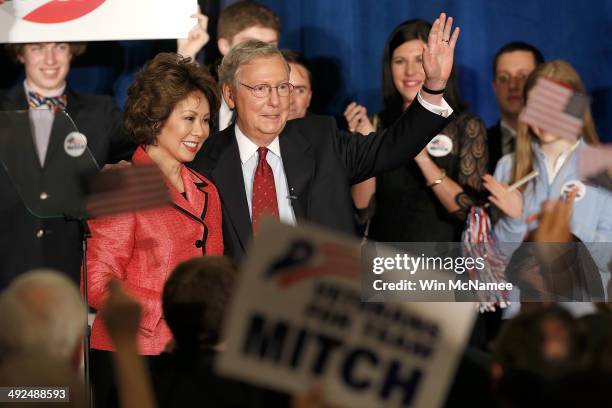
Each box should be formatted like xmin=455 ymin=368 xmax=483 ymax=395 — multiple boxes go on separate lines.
xmin=210 ymin=127 xmax=252 ymax=251
xmin=1 ymin=83 xmax=29 ymax=111
xmin=132 ymin=147 xmax=207 ymax=225
xmin=42 ymin=111 xmax=69 ymax=166
xmin=169 ymin=167 xmax=208 ymax=226
xmin=0 ymin=86 xmax=38 ymax=173
xmin=0 ymin=112 xmax=42 ymax=207
xmin=279 ymin=123 xmax=314 ymax=221
xmin=0 ymin=85 xmax=40 ymax=170
xmin=185 ymin=168 xmax=209 ymax=220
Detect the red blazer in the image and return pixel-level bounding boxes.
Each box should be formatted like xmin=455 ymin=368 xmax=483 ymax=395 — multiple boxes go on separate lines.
xmin=86 ymin=147 xmax=223 ymax=355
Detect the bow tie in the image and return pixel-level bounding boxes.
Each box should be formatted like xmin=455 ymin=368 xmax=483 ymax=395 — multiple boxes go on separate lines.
xmin=27 ymin=91 xmax=67 ymax=111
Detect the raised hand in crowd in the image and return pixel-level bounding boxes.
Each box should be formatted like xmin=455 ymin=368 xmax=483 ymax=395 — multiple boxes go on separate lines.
xmin=529 ymin=190 xmax=576 ymax=243
xmin=100 ymin=279 xmax=141 ymax=342
xmin=529 ymin=197 xmax=574 ymax=285
xmin=344 ymin=102 xmax=375 ymax=134
xmin=177 ymin=8 xmax=210 ymax=60
xmin=420 ymin=12 xmax=460 ymax=103
xmin=100 ymin=280 xmax=156 ymax=408
xmin=483 ymin=174 xmax=523 ymax=219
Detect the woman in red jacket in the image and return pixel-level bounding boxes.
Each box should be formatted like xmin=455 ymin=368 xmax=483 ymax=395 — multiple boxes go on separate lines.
xmin=85 ymin=53 xmax=223 ymax=405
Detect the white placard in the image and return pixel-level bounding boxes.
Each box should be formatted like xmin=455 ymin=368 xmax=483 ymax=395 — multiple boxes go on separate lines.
xmin=217 ymin=219 xmax=477 ymax=408
xmin=0 ymin=0 xmax=196 ymax=43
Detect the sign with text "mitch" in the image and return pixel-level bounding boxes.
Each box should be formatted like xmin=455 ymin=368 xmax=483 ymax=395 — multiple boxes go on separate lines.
xmin=217 ymin=219 xmax=477 ymax=408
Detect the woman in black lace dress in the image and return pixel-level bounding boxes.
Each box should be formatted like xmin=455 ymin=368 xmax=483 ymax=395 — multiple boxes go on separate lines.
xmin=345 ymin=19 xmax=488 ymax=242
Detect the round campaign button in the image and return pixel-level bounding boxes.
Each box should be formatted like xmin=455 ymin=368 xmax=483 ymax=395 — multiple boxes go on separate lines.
xmin=426 ymin=134 xmax=453 ymax=157
xmin=561 ymin=180 xmax=586 ymax=201
xmin=64 ymin=132 xmax=88 ymax=158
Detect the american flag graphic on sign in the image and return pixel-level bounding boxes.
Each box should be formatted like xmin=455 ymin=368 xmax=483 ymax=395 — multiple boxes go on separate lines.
xmin=519 ymin=77 xmax=589 ymax=141
xmin=266 ymin=240 xmax=361 ymax=287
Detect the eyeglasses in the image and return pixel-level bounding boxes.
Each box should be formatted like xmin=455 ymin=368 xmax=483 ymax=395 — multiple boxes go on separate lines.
xmin=292 ymin=85 xmax=310 ymax=96
xmin=239 ymin=82 xmax=294 ymax=98
xmin=495 ymin=73 xmax=529 ymax=86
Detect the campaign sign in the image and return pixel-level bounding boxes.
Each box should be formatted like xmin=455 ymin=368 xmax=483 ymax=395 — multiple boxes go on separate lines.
xmin=0 ymin=0 xmax=195 ymax=42
xmin=217 ymin=219 xmax=476 ymax=408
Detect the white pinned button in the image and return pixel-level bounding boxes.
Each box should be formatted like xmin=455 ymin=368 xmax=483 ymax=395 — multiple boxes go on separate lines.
xmin=427 ymin=134 xmax=453 ymax=157
xmin=561 ymin=180 xmax=586 ymax=201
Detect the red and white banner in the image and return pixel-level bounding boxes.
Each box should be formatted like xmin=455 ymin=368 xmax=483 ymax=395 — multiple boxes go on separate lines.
xmin=0 ymin=0 xmax=196 ymax=42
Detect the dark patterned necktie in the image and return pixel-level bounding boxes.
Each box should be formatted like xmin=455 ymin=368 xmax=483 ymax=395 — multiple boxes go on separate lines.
xmin=27 ymin=91 xmax=67 ymax=111
xmin=251 ymin=147 xmax=279 ymax=235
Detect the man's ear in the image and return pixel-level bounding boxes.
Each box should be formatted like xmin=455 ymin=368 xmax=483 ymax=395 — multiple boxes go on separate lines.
xmin=222 ymin=83 xmax=236 ymax=109
xmin=218 ymin=38 xmax=231 ymax=56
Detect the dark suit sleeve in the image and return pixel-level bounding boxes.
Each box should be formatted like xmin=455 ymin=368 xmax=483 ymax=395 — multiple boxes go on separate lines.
xmin=332 ymin=100 xmax=450 ymax=185
xmin=104 ymin=98 xmax=136 ymax=164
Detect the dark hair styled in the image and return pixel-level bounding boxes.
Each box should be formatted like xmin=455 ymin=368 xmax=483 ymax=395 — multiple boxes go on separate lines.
xmin=492 ymin=41 xmax=544 ymax=76
xmin=218 ymin=1 xmax=281 ymax=41
xmin=280 ymin=49 xmax=311 ymax=81
xmin=4 ymin=42 xmax=87 ymax=64
xmin=162 ymin=256 xmax=237 ymax=352
xmin=123 ymin=53 xmax=220 ymax=146
xmin=380 ymin=19 xmax=467 ymax=128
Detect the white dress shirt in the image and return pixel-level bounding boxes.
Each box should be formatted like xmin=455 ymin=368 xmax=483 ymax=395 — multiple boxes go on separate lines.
xmin=235 ymin=124 xmax=297 ymax=226
xmin=543 ymin=140 xmax=580 ymax=185
xmin=416 ymin=92 xmax=453 ymax=118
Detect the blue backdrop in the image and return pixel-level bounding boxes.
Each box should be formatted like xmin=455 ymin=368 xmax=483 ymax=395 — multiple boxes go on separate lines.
xmin=259 ymin=0 xmax=612 ymax=141
xmin=4 ymin=0 xmax=610 ymax=141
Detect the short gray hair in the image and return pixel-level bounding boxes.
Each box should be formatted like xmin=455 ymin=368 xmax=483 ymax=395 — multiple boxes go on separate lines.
xmin=218 ymin=39 xmax=289 ymax=87
xmin=0 ymin=270 xmax=86 ymax=364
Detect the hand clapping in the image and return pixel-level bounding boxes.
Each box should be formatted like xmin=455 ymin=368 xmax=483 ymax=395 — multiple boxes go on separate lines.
xmin=344 ymin=102 xmax=375 ymax=134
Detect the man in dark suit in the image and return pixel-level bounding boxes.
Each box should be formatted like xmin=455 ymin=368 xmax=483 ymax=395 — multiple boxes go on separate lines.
xmin=487 ymin=42 xmax=544 ymax=173
xmin=0 ymin=42 xmax=134 ymax=289
xmin=191 ymin=13 xmax=459 ymax=261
